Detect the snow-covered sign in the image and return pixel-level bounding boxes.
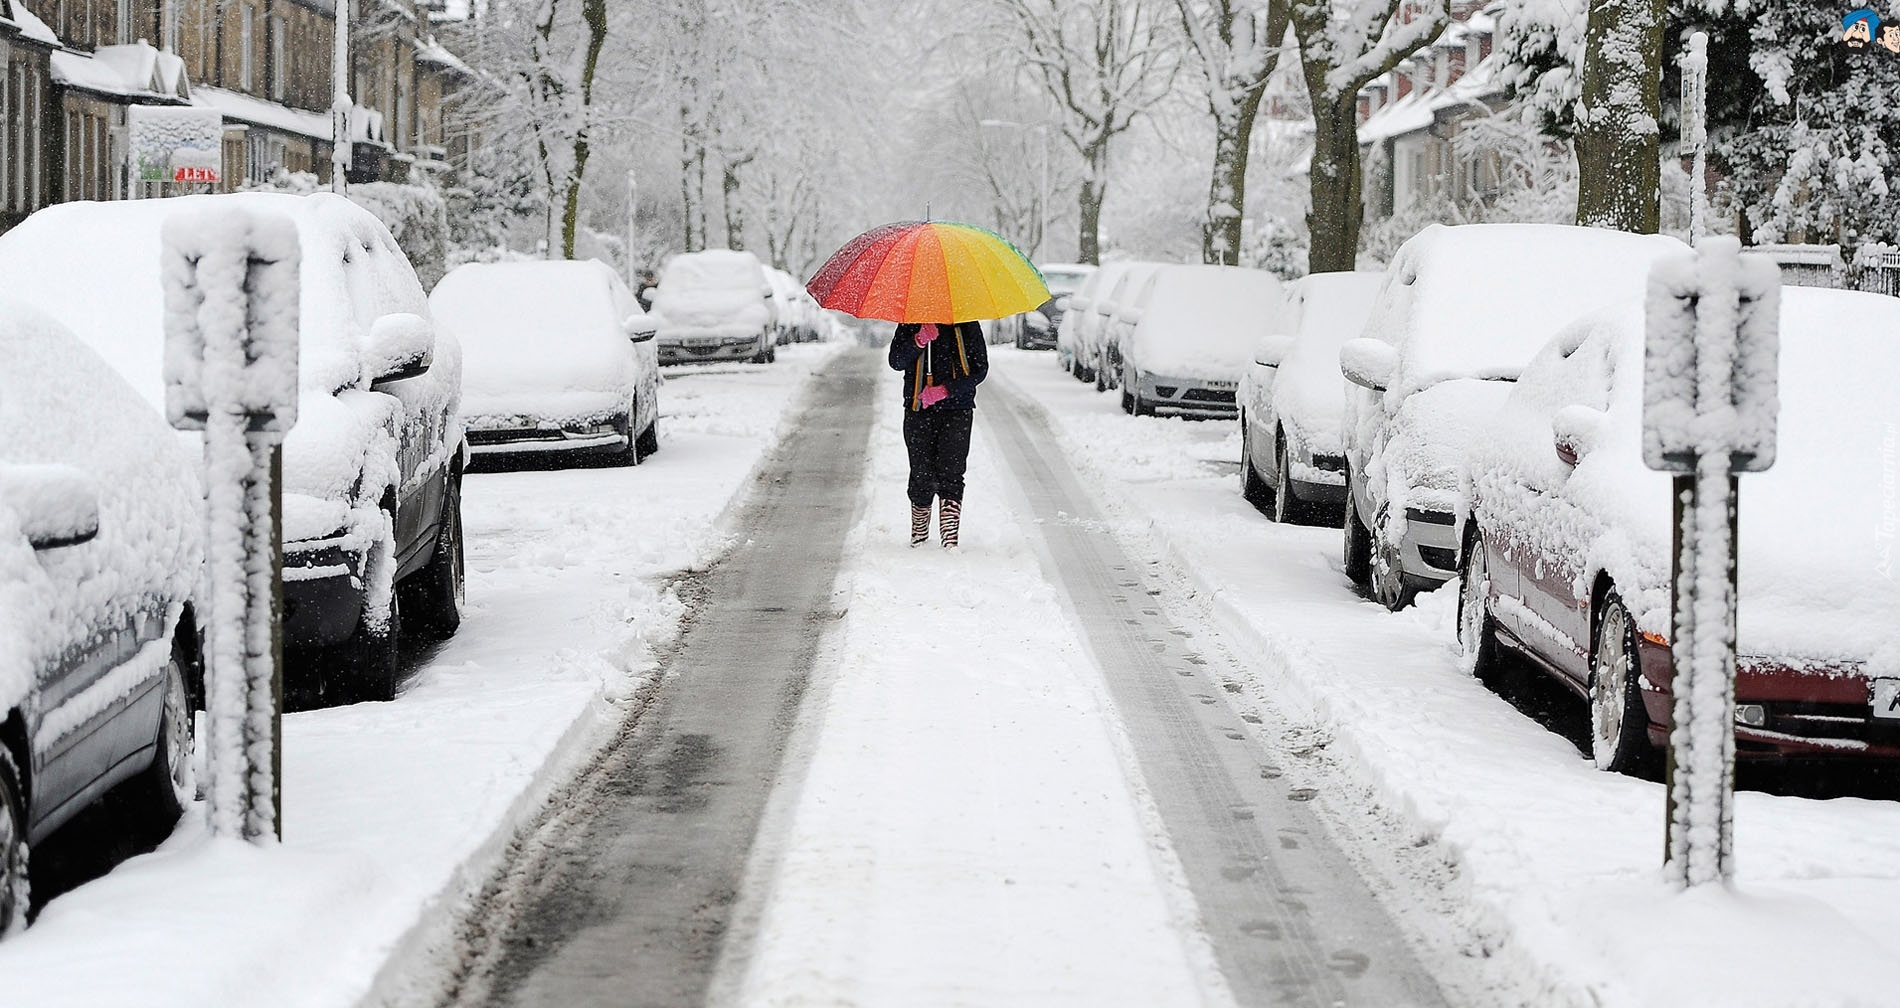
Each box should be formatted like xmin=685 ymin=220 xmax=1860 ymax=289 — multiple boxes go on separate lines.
xmin=161 ymin=207 xmax=301 ymax=843
xmin=1643 ymin=238 xmax=1780 ymax=474
xmin=129 ymin=106 xmax=224 ymax=185
xmin=1641 ymin=237 xmax=1781 ymax=888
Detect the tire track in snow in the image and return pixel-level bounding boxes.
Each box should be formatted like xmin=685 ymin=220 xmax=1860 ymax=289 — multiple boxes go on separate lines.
xmin=423 ymin=350 xmax=878 ymax=1008
xmin=982 ymin=378 xmax=1447 ymax=1008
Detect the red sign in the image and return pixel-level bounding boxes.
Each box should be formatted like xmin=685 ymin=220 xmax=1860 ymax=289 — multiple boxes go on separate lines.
xmin=173 ymin=166 xmax=220 ymax=184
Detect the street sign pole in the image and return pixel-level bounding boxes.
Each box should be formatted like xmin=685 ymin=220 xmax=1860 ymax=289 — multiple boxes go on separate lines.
xmin=1643 ymin=236 xmax=1780 ymax=887
xmin=162 ymin=208 xmax=302 ymax=843
xmin=1681 ymin=31 xmax=1709 ymax=239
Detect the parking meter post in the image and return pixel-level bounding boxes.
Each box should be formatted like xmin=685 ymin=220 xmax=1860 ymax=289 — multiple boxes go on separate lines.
xmin=1643 ymin=237 xmax=1779 ymax=888
xmin=162 ymin=209 xmax=300 ymax=844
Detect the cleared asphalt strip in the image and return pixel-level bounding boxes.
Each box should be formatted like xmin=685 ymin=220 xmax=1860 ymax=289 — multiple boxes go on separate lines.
xmin=980 ymin=377 xmax=1447 ymax=1008
xmin=432 ymin=350 xmax=878 ymax=1008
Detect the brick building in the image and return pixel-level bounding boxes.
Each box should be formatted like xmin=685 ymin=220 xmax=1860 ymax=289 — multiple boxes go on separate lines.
xmin=0 ymin=0 xmax=472 ymax=235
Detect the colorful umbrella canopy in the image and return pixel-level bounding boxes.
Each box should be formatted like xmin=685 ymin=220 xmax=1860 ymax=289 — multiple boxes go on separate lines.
xmin=806 ymin=221 xmax=1052 ymax=323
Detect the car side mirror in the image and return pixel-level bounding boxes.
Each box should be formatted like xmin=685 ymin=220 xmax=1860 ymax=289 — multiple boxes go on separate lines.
xmin=1339 ymin=338 xmax=1398 ymax=392
xmin=625 ymin=314 xmax=658 ymax=343
xmin=4 ymin=464 xmax=101 ymax=550
xmin=1254 ymin=332 xmax=1296 ymax=368
xmin=1552 ymin=404 xmax=1606 ymax=468
xmin=368 ymin=312 xmax=435 ymax=387
xmin=1121 ymin=308 xmax=1145 ymax=327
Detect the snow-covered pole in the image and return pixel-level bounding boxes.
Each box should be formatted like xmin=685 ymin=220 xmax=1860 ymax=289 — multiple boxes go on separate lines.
xmin=331 ymin=0 xmax=352 ymax=195
xmin=626 ymin=168 xmax=638 ymax=286
xmin=162 ymin=208 xmax=302 ymax=843
xmin=1643 ymin=237 xmax=1780 ymax=887
xmin=1681 ymin=31 xmax=1709 ymax=240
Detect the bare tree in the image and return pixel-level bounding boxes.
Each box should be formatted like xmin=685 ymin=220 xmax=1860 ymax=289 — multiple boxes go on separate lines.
xmin=1290 ymin=0 xmax=1445 ymax=272
xmin=1173 ymin=0 xmax=1291 ymax=264
xmin=992 ymin=0 xmax=1178 ymax=264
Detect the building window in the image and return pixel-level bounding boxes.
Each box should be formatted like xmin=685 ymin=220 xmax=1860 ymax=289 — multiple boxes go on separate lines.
xmin=240 ymin=4 xmax=255 ymax=92
xmin=270 ymin=15 xmax=286 ymax=100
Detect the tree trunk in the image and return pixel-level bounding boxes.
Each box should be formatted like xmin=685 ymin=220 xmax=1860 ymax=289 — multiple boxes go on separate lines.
xmin=1077 ymin=142 xmax=1108 ymax=265
xmin=1203 ymin=86 xmax=1266 ymax=265
xmin=1305 ymin=93 xmax=1363 ymax=273
xmin=722 ymin=156 xmax=750 ymax=251
xmin=1574 ymin=0 xmax=1664 ymax=232
xmin=557 ymin=0 xmax=608 ymax=260
xmin=679 ymin=110 xmax=701 ymax=253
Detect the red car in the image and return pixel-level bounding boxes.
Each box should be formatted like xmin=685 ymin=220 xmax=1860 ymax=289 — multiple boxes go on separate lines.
xmin=1458 ymin=286 xmax=1900 ymax=772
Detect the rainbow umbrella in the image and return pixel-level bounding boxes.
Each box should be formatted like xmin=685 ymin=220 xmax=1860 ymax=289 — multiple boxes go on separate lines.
xmin=806 ymin=221 xmax=1052 ymax=323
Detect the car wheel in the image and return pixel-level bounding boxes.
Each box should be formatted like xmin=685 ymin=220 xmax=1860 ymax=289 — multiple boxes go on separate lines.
xmin=1343 ymin=482 xmax=1372 ymax=587
xmin=606 ymin=410 xmax=639 ymax=467
xmin=1092 ymin=359 xmax=1105 ymax=391
xmin=123 ymin=638 xmax=197 ymax=828
xmin=404 ymin=475 xmax=465 ymax=637
xmin=1120 ymin=384 xmax=1134 ymax=414
xmin=767 ymin=346 xmax=778 ymax=364
xmin=1590 ymin=592 xmax=1654 ymax=775
xmin=0 ymin=745 xmax=25 ymax=937
xmin=1457 ymin=522 xmax=1499 ymax=675
xmin=1270 ymin=433 xmax=1300 ymax=524
xmin=636 ymin=418 xmax=660 ymax=461
xmin=1240 ymin=419 xmax=1270 ymax=509
xmin=1369 ymin=514 xmax=1417 ymax=611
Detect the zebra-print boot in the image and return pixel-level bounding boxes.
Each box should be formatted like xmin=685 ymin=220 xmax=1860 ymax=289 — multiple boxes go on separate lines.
xmin=910 ymin=504 xmax=931 ymax=547
xmin=939 ymin=499 xmax=961 ymax=549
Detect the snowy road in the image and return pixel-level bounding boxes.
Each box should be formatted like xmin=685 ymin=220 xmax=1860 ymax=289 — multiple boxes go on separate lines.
xmin=434 ymin=351 xmax=879 ymax=1007
xmin=417 ymin=347 xmax=1445 ymax=1007
xmin=979 ymin=381 xmax=1443 ymax=1007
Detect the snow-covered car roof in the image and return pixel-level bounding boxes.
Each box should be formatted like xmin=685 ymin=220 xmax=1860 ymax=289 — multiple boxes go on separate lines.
xmin=0 ymin=192 xmax=431 ymax=400
xmin=1476 ymin=285 xmax=1900 ymax=668
xmin=661 ymin=249 xmax=768 ymax=292
xmin=1038 ymin=263 xmax=1096 ymax=294
xmin=1369 ymin=223 xmax=1687 ymax=395
xmin=431 ymin=259 xmax=643 ymax=424
xmin=1131 ymin=264 xmax=1282 ymax=380
xmin=0 ymin=301 xmax=201 ymax=713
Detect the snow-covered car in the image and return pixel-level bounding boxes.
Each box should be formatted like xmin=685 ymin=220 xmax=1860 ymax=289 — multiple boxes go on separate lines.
xmin=431 ymin=260 xmax=660 ymax=465
xmin=0 ymin=303 xmax=205 ymax=933
xmin=765 ymin=267 xmax=822 ymax=345
xmin=1114 ymin=264 xmax=1281 ymax=419
xmin=1012 ymin=262 xmax=1094 ymax=351
xmin=653 ymin=249 xmax=775 ymax=365
xmin=1339 ymin=223 xmax=1686 ymax=610
xmin=1459 ymin=286 xmax=1900 ymax=771
xmin=0 ymin=193 xmax=465 ymax=703
xmin=1239 ymin=271 xmax=1383 ymax=524
xmin=1095 ymin=261 xmax=1166 ymax=393
xmin=1058 ymin=260 xmax=1141 ymax=383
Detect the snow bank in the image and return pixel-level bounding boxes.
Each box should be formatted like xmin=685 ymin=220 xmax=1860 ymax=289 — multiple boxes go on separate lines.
xmin=431 ymin=260 xmax=640 ymax=426
xmin=1129 ymin=264 xmax=1282 ymax=381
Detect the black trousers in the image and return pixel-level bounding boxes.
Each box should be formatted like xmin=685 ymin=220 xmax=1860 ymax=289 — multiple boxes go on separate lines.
xmin=902 ymin=407 xmax=974 ymax=509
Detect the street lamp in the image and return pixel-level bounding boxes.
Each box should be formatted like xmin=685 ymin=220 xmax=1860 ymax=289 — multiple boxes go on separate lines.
xmin=979 ymin=118 xmax=1050 ymax=260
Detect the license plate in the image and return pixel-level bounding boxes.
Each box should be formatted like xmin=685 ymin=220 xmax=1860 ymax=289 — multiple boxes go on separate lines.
xmin=1874 ymin=679 xmax=1900 ymax=720
xmin=1204 ymin=380 xmax=1237 ymax=390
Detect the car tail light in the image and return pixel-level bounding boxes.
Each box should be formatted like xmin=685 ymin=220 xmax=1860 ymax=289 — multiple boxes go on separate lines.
xmin=1641 ymin=631 xmax=1670 ymax=647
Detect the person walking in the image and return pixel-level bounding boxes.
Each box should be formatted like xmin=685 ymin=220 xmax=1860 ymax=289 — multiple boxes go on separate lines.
xmin=889 ymin=320 xmax=988 ymax=548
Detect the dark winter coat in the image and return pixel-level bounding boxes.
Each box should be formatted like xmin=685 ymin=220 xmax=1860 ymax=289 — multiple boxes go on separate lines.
xmin=889 ymin=322 xmax=988 ymax=411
